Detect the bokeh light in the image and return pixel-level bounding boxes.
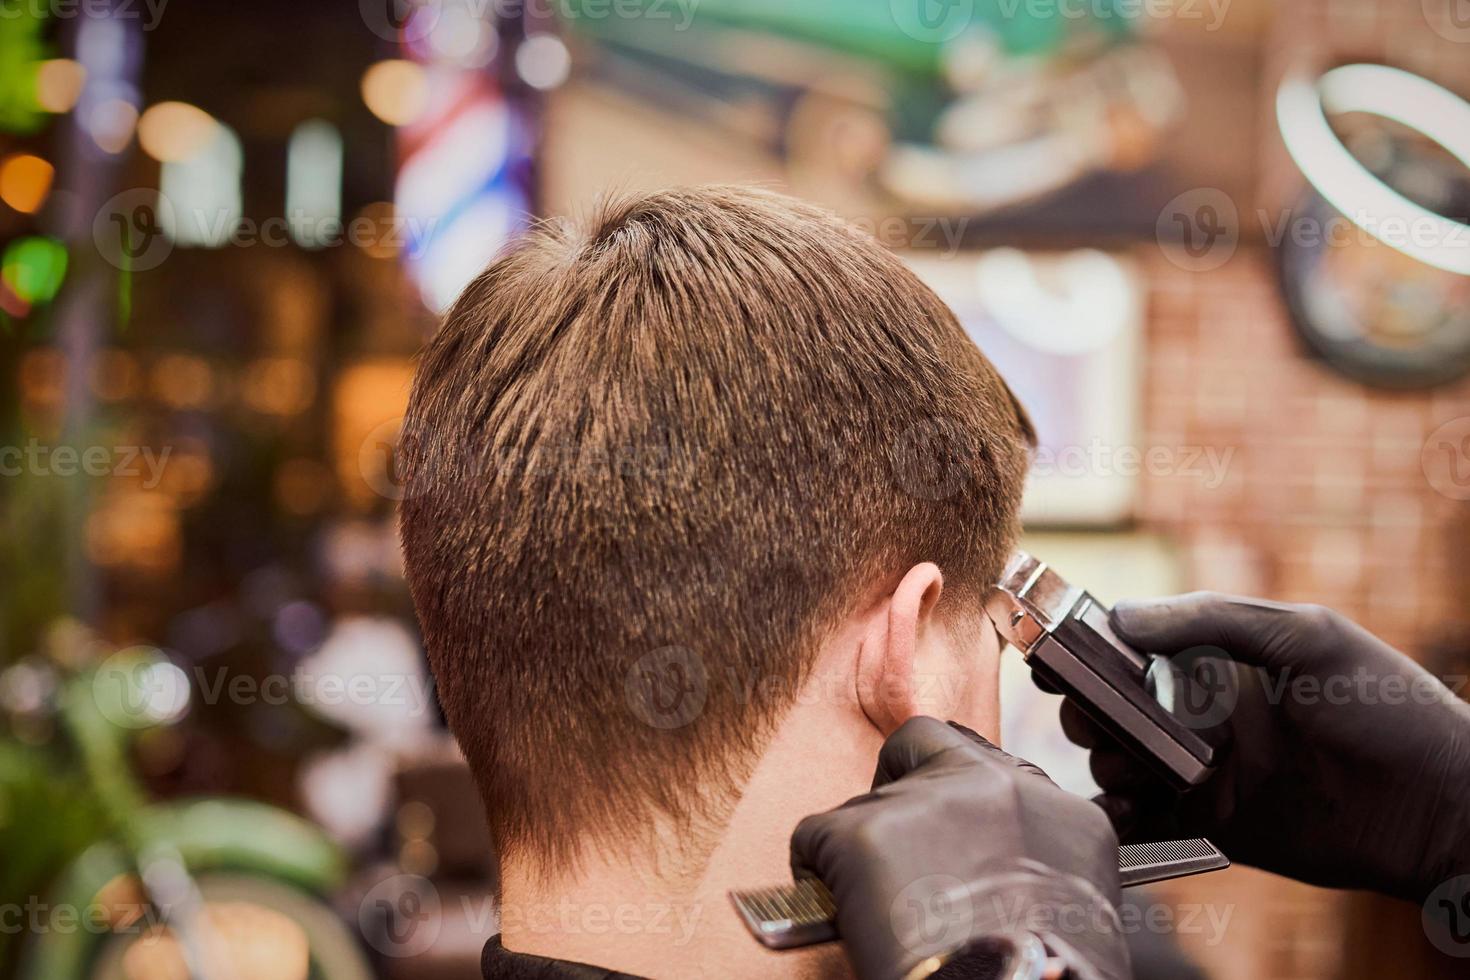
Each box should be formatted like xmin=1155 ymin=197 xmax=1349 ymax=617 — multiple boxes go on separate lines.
xmin=150 ymin=353 xmax=216 ymax=410
xmin=1 ymin=236 xmax=67 ymax=305
xmin=86 ymin=96 xmax=139 ymax=154
xmin=0 ymin=153 xmax=54 ymax=213
xmin=35 ymin=58 xmax=86 ymax=113
xmin=423 ymin=4 xmax=497 ymax=67
xmin=515 ymin=34 xmax=570 ymax=91
xmin=137 ymin=100 xmax=220 ymax=162
xmin=360 ymin=60 xmax=428 ymax=127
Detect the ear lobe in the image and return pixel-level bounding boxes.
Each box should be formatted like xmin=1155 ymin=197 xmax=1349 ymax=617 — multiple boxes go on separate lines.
xmin=856 ymin=563 xmax=944 ymax=736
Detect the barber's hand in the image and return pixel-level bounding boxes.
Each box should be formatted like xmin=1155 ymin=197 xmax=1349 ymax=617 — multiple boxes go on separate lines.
xmin=791 ymin=717 xmax=1130 ymax=980
xmin=1068 ymin=592 xmax=1470 ymax=903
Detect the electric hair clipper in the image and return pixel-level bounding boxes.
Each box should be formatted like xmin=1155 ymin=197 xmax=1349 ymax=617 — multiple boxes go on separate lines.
xmin=731 ymin=553 xmax=1233 ymax=956
xmin=984 ymin=551 xmax=1219 ymax=792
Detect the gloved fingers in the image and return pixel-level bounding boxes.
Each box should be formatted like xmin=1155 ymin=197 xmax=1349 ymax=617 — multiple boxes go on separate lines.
xmin=870 ymin=717 xmax=1053 ymax=788
xmin=944 ymin=721 xmax=1052 ymax=782
xmin=1059 ymin=699 xmax=1104 ymax=749
xmin=1110 ymin=591 xmax=1328 ymax=672
xmin=1093 ymin=790 xmax=1182 ymax=843
xmin=1032 ymin=671 xmax=1061 ymax=696
xmin=789 ymin=801 xmax=869 ymax=883
xmin=1088 ymin=746 xmax=1156 ymax=795
xmin=870 ymin=716 xmax=981 ymax=786
xmin=788 ymin=811 xmax=826 ymax=882
xmin=1092 ymin=791 xmax=1135 ymax=835
xmin=1057 ymin=701 xmax=1158 ymax=794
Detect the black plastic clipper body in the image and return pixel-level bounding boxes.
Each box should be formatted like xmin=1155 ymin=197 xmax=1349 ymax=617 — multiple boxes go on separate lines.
xmin=985 ymin=552 xmax=1218 ymax=792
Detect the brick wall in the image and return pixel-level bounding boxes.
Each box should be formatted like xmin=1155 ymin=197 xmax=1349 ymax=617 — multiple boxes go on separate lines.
xmin=1139 ymin=248 xmax=1470 ymax=652
xmin=1136 ymin=246 xmax=1470 ymax=978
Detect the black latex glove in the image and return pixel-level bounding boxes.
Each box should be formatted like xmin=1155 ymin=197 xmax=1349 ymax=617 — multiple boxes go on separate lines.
xmin=790 ymin=717 xmax=1130 ymax=980
xmin=1063 ymin=591 xmax=1470 ymax=903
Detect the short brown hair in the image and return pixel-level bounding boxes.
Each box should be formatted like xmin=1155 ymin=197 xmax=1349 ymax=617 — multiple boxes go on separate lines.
xmin=399 ymin=186 xmax=1032 ymax=871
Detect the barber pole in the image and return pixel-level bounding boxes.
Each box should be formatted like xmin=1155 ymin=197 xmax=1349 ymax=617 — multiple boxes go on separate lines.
xmin=393 ymin=1 xmax=538 ymax=312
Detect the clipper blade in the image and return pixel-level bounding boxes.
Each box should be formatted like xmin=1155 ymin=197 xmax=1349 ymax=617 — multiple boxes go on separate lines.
xmin=728 ymin=878 xmax=837 ymax=949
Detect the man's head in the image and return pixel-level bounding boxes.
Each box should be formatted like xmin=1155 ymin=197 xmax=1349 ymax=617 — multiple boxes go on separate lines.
xmin=399 ymin=186 xmax=1033 ymax=878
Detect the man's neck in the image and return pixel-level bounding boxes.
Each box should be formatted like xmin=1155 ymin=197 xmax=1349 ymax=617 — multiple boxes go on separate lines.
xmin=497 ymin=694 xmax=881 ymax=979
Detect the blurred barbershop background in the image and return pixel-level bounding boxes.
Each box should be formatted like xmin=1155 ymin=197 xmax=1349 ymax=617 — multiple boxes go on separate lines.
xmin=1 ymin=0 xmax=1469 ymax=977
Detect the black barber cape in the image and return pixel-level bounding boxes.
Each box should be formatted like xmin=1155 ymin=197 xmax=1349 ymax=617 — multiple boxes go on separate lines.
xmin=482 ymin=936 xmax=645 ymax=980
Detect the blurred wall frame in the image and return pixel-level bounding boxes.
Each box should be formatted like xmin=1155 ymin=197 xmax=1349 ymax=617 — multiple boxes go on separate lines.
xmin=905 ymin=248 xmax=1144 ymax=526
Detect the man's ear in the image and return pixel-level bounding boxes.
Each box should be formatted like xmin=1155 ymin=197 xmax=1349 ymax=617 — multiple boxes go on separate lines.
xmin=856 ymin=563 xmax=945 ymax=736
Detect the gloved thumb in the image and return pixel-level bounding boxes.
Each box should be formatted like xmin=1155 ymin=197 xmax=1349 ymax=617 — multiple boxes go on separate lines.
xmin=1110 ymin=592 xmax=1315 ymax=672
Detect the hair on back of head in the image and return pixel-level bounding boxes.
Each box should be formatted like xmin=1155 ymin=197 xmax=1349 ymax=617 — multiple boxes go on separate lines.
xmin=398 ymin=185 xmax=1034 ymax=876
